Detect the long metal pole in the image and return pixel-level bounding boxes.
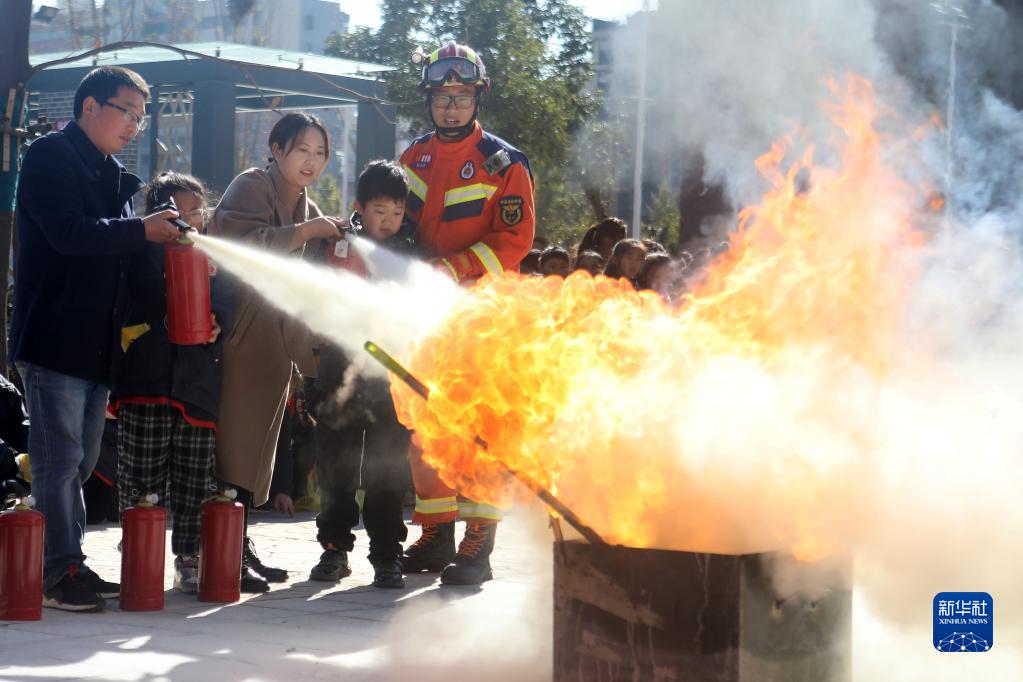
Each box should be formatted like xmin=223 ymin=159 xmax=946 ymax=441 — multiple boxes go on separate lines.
xmin=630 ymin=0 xmax=650 ymax=239
xmin=364 ymin=342 xmax=607 ymax=546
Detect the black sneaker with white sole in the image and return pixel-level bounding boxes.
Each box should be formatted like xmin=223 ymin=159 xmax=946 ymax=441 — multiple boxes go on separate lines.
xmin=42 ymin=566 xmax=106 ymax=612
xmin=79 ymin=566 xmax=120 ymax=599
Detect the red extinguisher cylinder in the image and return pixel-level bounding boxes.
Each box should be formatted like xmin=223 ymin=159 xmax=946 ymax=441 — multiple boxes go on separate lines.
xmin=165 ymin=238 xmax=212 ymax=345
xmin=198 ymin=494 xmax=244 ymax=603
xmin=120 ymin=497 xmax=167 ymax=611
xmin=0 ymin=500 xmax=45 ymax=621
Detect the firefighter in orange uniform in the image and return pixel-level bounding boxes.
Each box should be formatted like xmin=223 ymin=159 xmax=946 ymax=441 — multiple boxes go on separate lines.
xmin=398 ymin=41 xmax=534 ymax=585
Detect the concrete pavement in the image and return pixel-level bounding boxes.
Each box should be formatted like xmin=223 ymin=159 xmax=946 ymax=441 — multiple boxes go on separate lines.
xmin=0 ymin=509 xmax=554 ymax=682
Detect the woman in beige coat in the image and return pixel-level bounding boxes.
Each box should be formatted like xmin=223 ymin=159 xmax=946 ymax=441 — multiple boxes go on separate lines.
xmin=210 ymin=112 xmax=343 ymax=592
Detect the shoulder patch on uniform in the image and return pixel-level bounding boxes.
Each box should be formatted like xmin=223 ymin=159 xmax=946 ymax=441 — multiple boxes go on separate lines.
xmin=499 ymin=196 xmax=524 ymax=226
xmin=483 ymin=150 xmax=512 ymax=176
xmin=477 ymin=132 xmax=531 ymax=178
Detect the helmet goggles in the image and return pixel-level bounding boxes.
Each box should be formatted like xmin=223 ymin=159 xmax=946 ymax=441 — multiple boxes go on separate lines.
xmin=424 ymin=57 xmax=485 ymax=88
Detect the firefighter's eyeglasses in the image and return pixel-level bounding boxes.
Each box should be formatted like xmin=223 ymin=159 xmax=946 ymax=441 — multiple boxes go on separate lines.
xmin=431 ymin=94 xmax=476 ymax=110
xmin=102 ymin=101 xmax=147 ymax=132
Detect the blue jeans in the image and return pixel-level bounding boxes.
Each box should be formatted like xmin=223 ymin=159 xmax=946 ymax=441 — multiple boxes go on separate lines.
xmin=16 ymin=361 xmax=109 ymax=588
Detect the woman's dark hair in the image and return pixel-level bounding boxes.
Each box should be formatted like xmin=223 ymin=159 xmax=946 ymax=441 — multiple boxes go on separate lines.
xmin=637 ymin=253 xmax=672 ymax=290
xmin=576 ymin=217 xmax=628 ymax=257
xmin=268 ymin=112 xmax=331 ymax=162
xmin=603 ymin=238 xmax=646 ymax=279
xmin=74 ymin=66 xmax=150 ymax=119
xmin=145 ymin=171 xmax=208 ymax=214
xmin=594 ymin=217 xmax=628 ymax=243
xmin=357 ymin=159 xmax=409 ymax=205
xmin=575 ymin=231 xmax=595 ymax=257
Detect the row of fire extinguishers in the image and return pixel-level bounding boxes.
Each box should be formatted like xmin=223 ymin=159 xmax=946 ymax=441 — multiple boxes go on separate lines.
xmin=0 ymin=490 xmax=251 ymax=620
xmin=0 ymin=197 xmax=221 ymax=620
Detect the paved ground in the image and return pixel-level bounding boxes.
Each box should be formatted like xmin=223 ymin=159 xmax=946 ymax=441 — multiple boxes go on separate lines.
xmin=0 ymin=508 xmax=554 ymax=682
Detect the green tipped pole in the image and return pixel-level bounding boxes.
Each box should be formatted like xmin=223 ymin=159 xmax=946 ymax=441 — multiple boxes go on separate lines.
xmin=365 ymin=341 xmax=430 ymax=399
xmin=364 ymin=340 xmax=606 ymax=546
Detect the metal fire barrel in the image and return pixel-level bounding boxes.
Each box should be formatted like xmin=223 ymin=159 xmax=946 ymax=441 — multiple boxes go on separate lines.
xmin=553 ymin=540 xmax=851 ymax=682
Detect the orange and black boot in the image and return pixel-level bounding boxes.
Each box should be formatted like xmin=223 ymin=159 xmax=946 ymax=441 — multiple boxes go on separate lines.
xmin=400 ymin=521 xmax=456 ymax=573
xmin=440 ymin=522 xmax=497 ymax=585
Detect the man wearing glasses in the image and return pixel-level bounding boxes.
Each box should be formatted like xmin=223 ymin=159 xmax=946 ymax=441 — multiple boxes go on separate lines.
xmin=398 ymin=42 xmax=535 ymax=586
xmin=10 ymin=66 xmax=181 ymax=612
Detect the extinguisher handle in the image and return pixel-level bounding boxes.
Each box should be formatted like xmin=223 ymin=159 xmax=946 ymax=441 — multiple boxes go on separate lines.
xmin=214 ymin=488 xmax=238 ymax=503
xmin=153 ymin=200 xmax=195 ymax=233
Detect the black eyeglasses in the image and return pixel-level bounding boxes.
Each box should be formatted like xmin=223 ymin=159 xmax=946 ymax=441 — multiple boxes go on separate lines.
xmin=431 ymin=94 xmax=476 ymax=110
xmin=102 ymin=101 xmax=147 ymax=132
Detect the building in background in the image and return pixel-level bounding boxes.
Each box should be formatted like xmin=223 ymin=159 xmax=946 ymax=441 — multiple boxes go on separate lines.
xmin=591 ymin=19 xmax=617 ymax=102
xmin=28 ymin=0 xmax=362 ymax=211
xmin=29 ymin=0 xmax=349 ymax=54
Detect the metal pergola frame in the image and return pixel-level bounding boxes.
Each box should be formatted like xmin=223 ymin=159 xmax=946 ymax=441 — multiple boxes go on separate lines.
xmin=27 ymin=43 xmax=398 ymax=192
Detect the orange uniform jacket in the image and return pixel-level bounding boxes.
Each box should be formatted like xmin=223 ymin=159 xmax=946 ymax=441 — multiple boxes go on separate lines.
xmin=399 ymin=122 xmax=534 ymax=282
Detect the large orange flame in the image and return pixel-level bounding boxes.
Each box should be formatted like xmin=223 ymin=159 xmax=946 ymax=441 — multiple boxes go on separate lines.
xmin=393 ymin=76 xmax=931 ymax=554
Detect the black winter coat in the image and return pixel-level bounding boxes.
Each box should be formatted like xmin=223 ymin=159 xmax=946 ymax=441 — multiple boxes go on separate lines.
xmin=110 ymin=240 xmax=235 ymax=422
xmin=9 ymin=122 xmax=146 ymax=384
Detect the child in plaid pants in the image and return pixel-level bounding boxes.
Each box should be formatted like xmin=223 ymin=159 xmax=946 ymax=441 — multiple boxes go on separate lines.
xmin=111 ymin=172 xmax=231 ymax=594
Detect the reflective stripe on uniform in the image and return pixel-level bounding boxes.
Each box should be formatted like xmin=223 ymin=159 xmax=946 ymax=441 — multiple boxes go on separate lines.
xmin=415 ymin=495 xmax=458 ymax=515
xmin=468 ymin=242 xmax=503 ymax=275
xmin=457 ymin=501 xmax=504 ymax=521
xmin=442 ymin=183 xmax=497 ymax=207
xmin=403 ymin=165 xmax=429 ymax=202
xmin=439 ymin=258 xmax=460 ymax=281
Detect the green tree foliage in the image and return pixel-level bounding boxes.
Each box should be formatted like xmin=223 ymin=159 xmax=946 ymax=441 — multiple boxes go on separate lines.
xmin=325 ymin=0 xmax=599 ymax=244
xmin=308 ymin=173 xmax=345 ymax=217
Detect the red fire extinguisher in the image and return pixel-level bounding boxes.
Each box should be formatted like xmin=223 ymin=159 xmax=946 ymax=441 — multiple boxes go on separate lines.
xmin=165 ymin=234 xmax=212 ymax=346
xmin=120 ymin=493 xmax=166 ymax=611
xmin=0 ymin=496 xmax=45 ymax=621
xmin=199 ymin=489 xmax=244 ymax=603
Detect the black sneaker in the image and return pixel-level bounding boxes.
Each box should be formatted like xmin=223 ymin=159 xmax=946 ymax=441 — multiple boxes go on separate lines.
xmin=80 ymin=566 xmax=120 ymax=598
xmin=43 ymin=566 xmax=106 ymax=612
xmin=371 ymin=559 xmax=405 ymax=589
xmin=309 ymin=548 xmax=351 ymax=582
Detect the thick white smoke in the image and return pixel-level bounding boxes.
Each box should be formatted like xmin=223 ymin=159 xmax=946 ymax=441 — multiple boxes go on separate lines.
xmin=190 ymin=234 xmax=464 ymax=379
xmin=599 ymin=0 xmax=1023 ymax=677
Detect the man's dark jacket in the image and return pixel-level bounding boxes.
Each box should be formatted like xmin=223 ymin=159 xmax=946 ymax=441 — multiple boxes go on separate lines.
xmin=9 ymin=121 xmax=147 ymax=384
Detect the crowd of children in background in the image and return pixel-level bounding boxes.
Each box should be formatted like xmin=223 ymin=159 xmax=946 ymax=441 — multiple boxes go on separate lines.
xmin=519 ymin=216 xmax=721 ymax=307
